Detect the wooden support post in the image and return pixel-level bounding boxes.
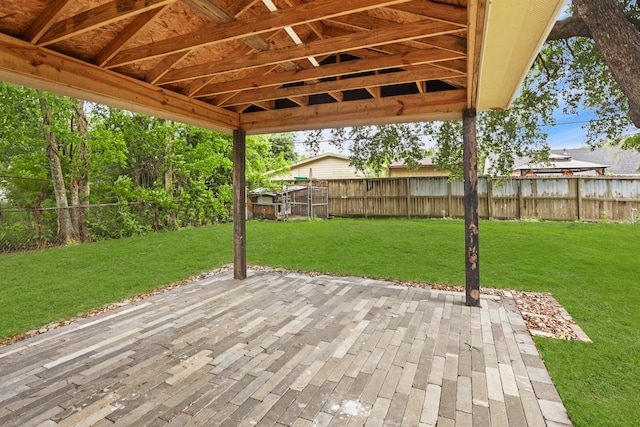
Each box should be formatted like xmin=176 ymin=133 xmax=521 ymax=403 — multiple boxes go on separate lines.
xmin=463 ymin=109 xmax=480 ymax=307
xmin=486 ymin=177 xmax=493 ymax=220
xmin=518 ymin=179 xmax=523 ymax=219
xmin=447 ymin=181 xmax=452 ymax=217
xmin=233 ymin=129 xmax=247 ymax=280
xmin=364 ymin=180 xmax=368 ymax=218
xmin=577 ymin=178 xmax=582 ymax=221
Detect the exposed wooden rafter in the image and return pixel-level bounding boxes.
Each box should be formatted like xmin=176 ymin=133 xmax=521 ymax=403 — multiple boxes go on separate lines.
xmin=106 ymin=0 xmax=413 ymax=68
xmin=22 ymin=0 xmax=73 ymax=44
xmin=146 ymin=0 xmax=301 ymax=85
xmin=37 ymin=0 xmax=176 ymax=46
xmin=159 ymin=20 xmax=465 ymax=84
xmin=194 ymin=49 xmax=464 ymax=97
xmin=385 ymin=1 xmax=467 ymax=26
xmin=94 ymin=6 xmax=172 ymax=67
xmin=219 ymin=67 xmax=462 ymax=107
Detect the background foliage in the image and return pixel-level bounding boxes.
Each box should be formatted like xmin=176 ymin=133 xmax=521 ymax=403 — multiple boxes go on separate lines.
xmin=0 ymin=82 xmax=296 ymax=251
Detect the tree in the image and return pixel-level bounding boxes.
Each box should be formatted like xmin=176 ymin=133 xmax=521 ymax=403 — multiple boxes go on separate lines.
xmin=69 ymin=100 xmax=91 ymax=242
xmin=267 ymin=133 xmax=298 ymax=162
xmin=305 ymin=0 xmax=640 ymax=175
xmin=555 ymin=0 xmax=640 ymax=127
xmin=0 ymin=83 xmax=96 ymax=244
xmin=39 ymin=94 xmax=76 ymax=244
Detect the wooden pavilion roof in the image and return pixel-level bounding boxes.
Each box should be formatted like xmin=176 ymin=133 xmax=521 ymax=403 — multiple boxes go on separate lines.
xmin=0 ymin=0 xmax=563 ymax=134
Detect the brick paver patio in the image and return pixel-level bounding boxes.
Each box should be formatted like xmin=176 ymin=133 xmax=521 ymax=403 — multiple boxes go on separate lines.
xmin=0 ymin=270 xmax=573 ymax=426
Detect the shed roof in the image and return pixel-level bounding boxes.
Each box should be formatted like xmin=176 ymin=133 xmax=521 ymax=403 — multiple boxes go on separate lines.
xmin=551 ymin=147 xmax=640 ymax=175
xmin=514 ymin=158 xmax=609 ymax=173
xmin=0 ymin=0 xmax=563 ymax=134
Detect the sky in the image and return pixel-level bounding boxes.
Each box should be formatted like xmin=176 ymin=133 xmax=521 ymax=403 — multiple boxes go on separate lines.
xmin=543 ymin=111 xmax=597 ymax=150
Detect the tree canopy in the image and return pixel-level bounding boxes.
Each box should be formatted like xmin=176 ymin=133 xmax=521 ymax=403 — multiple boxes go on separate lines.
xmin=304 ymin=0 xmax=640 ymax=177
xmin=0 ymin=82 xmax=296 ymax=248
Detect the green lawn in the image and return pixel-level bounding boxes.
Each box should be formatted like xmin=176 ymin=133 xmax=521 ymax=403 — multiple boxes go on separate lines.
xmin=1 ymin=218 xmax=638 ymax=426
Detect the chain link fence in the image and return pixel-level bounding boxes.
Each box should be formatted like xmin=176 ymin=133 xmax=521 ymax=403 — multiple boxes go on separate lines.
xmin=1 ymin=182 xmax=329 ymax=253
xmin=0 ymin=201 xmax=231 ymax=254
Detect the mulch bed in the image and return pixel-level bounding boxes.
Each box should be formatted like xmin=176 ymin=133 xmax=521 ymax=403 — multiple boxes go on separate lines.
xmin=398 ymin=281 xmax=585 ymax=341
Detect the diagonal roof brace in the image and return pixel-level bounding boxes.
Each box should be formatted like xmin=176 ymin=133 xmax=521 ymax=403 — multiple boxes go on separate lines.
xmin=261 ymin=0 xmax=320 ymax=67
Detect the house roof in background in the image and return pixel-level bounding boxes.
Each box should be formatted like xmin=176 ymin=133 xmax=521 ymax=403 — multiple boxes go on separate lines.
xmin=485 ymin=146 xmax=640 ymax=176
xmin=0 ymin=0 xmax=564 ymax=135
xmin=263 ymin=152 xmax=355 ymax=178
xmin=289 ymin=153 xmax=351 ymax=168
xmin=389 ymin=156 xmax=437 ymax=168
xmin=514 ymin=158 xmax=608 ymax=172
xmin=550 ymin=147 xmax=640 ymax=175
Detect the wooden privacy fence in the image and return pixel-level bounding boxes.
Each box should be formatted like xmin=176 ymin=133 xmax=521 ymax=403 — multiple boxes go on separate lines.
xmin=327 ymin=176 xmax=640 ymax=222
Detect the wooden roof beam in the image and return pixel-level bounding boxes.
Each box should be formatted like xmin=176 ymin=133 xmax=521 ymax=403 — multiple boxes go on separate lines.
xmin=328 ymin=92 xmax=344 ymax=102
xmin=250 ymin=100 xmax=275 ymax=111
xmin=183 ymin=3 xmax=327 ymax=97
xmin=322 ymin=23 xmax=467 ymax=56
xmin=322 ymin=11 xmax=398 ymax=32
xmin=322 ymin=13 xmax=466 ymax=54
xmin=182 ymin=0 xmax=236 ymax=21
xmin=415 ymin=34 xmax=467 ymax=55
xmin=185 ymin=64 xmax=275 ymax=96
xmin=220 ymin=67 xmax=462 ymax=106
xmin=240 ymin=89 xmax=467 ymax=133
xmin=106 ymin=0 xmax=414 ymax=68
xmin=288 ymin=96 xmax=310 ymax=106
xmin=146 ymin=51 xmax=193 ymax=85
xmin=467 ymin=0 xmax=488 ymax=109
xmin=159 ymin=20 xmax=465 ymax=84
xmin=94 ymin=6 xmax=171 ymax=67
xmin=22 ymin=0 xmax=73 ymax=44
xmin=38 ymin=0 xmax=176 ymax=46
xmin=260 ymin=0 xmax=321 ymax=67
xmin=431 ymin=59 xmax=467 ymax=74
xmin=282 ymin=0 xmax=323 ymax=39
xmin=193 ymin=49 xmax=464 ymax=97
xmin=384 ymin=1 xmax=467 ymax=27
xmin=0 ymin=32 xmax=238 ymax=133
xmin=153 ymin=1 xmax=297 ymax=90
xmin=228 ymin=0 xmax=262 ymax=16
xmin=441 ymin=77 xmax=467 ymax=88
xmin=365 ymin=86 xmax=381 ymax=99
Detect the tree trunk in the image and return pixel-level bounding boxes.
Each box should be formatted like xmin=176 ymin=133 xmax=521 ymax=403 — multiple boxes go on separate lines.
xmin=32 ymin=189 xmax=49 ymax=248
xmin=164 ymin=121 xmax=177 ymax=228
xmin=573 ymin=0 xmax=640 ymax=126
xmin=39 ymin=95 xmax=76 ymax=244
xmin=73 ymin=100 xmax=91 ymax=243
xmin=70 ymin=179 xmax=80 ymax=237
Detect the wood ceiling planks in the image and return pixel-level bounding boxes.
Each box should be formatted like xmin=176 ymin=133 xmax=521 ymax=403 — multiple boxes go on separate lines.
xmin=0 ymin=0 xmax=475 ymax=133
